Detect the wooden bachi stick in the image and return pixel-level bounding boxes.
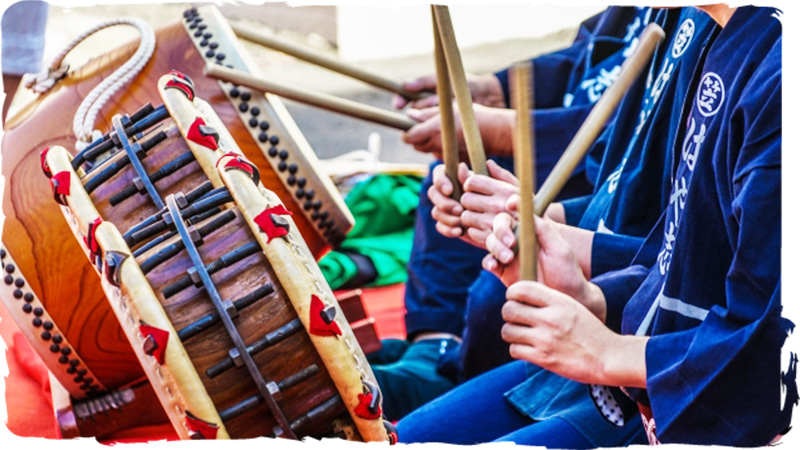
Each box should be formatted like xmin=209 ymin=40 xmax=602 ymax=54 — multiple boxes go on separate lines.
xmin=432 ymin=6 xmax=462 ymax=201
xmin=231 ymin=21 xmax=428 ymax=101
xmin=511 ymin=62 xmax=537 ymax=282
xmin=533 ymin=22 xmax=665 ymax=216
xmin=205 ymin=64 xmax=419 ymax=131
xmin=432 ymin=5 xmax=488 ymax=176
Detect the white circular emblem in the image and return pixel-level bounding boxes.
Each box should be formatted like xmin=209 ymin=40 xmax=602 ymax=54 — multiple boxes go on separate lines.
xmin=696 ymin=72 xmax=726 ymax=117
xmin=672 ymin=19 xmax=695 ymax=58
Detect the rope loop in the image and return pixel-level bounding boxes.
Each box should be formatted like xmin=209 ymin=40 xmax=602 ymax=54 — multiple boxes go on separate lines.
xmin=24 ymin=17 xmax=156 ymax=146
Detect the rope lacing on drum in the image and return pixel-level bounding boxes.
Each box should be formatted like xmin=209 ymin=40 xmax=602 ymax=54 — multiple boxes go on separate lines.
xmin=21 ymin=18 xmax=156 ymax=151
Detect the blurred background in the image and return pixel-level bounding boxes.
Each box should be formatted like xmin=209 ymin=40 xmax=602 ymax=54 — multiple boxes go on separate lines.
xmin=4 ymin=1 xmax=601 ymax=165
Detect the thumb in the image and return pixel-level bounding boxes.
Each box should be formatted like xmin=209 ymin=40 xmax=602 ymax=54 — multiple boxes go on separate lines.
xmin=506 ymin=194 xmax=520 ymax=213
xmin=487 ymin=160 xmax=519 ymax=186
xmin=406 ymin=107 xmax=440 ymax=123
xmin=533 ymin=215 xmax=567 ymax=255
xmin=493 ymin=212 xmax=517 ymax=248
xmin=393 ymin=94 xmax=410 ymax=110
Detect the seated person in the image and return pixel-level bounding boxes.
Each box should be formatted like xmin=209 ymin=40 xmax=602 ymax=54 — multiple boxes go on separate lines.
xmin=371 ymin=6 xmax=654 ymax=420
xmin=398 ymin=5 xmax=789 ymax=446
xmin=377 ymin=4 xmax=718 ymax=426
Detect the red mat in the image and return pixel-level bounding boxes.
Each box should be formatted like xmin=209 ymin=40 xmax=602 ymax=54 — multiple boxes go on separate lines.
xmin=1 ymin=283 xmax=406 ymax=440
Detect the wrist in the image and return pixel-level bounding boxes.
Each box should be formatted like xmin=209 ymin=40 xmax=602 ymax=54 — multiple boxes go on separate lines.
xmin=599 ymin=334 xmax=649 ymax=388
xmin=580 ymin=281 xmax=607 ymax=323
xmin=544 ymin=203 xmax=566 ymax=223
xmin=485 ymin=108 xmax=516 ymax=156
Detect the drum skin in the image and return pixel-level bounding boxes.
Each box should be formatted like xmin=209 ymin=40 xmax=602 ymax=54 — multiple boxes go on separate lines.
xmin=2 ymin=19 xmax=343 ymax=394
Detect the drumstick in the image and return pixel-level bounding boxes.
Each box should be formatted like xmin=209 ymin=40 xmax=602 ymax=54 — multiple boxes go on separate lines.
xmin=205 ymin=64 xmax=418 ymax=130
xmin=432 ymin=6 xmax=461 ymax=201
xmin=511 ymin=62 xmax=537 ymax=282
xmin=533 ymin=22 xmax=665 ymax=216
xmin=432 ymin=5 xmax=488 ymax=176
xmin=230 ymin=22 xmax=429 ymax=101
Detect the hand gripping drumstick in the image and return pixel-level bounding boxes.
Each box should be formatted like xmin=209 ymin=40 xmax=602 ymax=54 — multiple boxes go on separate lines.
xmin=511 ymin=61 xmax=538 ymax=282
xmin=432 ymin=5 xmax=462 ymax=201
xmin=533 ymin=22 xmax=665 ymax=216
xmin=205 ymin=64 xmax=419 ymax=130
xmin=230 ymin=21 xmax=429 ymax=101
xmin=432 ymin=5 xmax=488 ymax=176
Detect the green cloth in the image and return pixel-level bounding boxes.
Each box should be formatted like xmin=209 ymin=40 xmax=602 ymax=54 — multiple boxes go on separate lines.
xmin=320 ymin=174 xmax=422 ymax=290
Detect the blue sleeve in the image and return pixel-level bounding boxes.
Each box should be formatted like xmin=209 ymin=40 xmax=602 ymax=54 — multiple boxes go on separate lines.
xmin=590 ymin=233 xmax=646 ymax=277
xmin=531 ymin=104 xmax=595 ymax=186
xmin=592 ymin=264 xmax=649 ymax=333
xmin=644 ymin=57 xmax=788 ymax=444
xmin=495 ymin=41 xmax=588 ymax=109
xmin=561 ymin=195 xmax=593 ymax=226
xmin=495 ymin=9 xmax=607 ymax=108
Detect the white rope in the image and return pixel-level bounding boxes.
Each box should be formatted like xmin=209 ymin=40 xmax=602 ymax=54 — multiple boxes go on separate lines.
xmin=22 ymin=18 xmax=156 ymax=150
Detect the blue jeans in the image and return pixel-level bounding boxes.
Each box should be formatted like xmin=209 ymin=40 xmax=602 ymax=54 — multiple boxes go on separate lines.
xmin=397 ymin=360 xmax=595 ymax=448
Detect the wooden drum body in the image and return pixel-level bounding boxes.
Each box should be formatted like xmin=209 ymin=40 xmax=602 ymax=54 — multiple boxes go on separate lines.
xmin=1 ymin=4 xmax=353 ymax=405
xmin=38 ymin=73 xmax=388 ymax=440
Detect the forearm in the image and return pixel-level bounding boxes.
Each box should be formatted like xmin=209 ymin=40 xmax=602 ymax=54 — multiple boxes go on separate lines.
xmin=480 ymin=108 xmax=516 ymax=157
xmin=600 ymin=334 xmax=648 ymax=388
xmin=575 ymin=280 xmax=646 ymax=389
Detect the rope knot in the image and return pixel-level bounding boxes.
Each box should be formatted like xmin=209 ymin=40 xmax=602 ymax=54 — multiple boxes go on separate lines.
xmin=22 ymin=65 xmax=70 ymax=94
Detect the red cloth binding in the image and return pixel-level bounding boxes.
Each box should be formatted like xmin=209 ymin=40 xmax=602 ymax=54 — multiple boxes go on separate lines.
xmin=84 ymin=217 xmax=103 ymax=256
xmin=184 ymin=411 xmax=219 ymax=440
xmin=165 ymin=78 xmax=194 ymax=100
xmin=354 ymin=392 xmax=382 ymax=420
xmin=50 ymin=171 xmax=71 ymax=204
xmin=186 ymin=117 xmax=218 ymax=150
xmin=215 ymin=152 xmax=239 ymax=166
xmin=168 ymin=70 xmax=193 ymax=85
xmin=40 ymin=146 xmax=52 ymax=177
xmin=224 ymin=158 xmax=253 ymax=176
xmin=254 ymin=204 xmax=293 ymax=242
xmin=308 ymin=294 xmax=342 ymax=337
xmin=138 ymin=323 xmax=169 ymax=365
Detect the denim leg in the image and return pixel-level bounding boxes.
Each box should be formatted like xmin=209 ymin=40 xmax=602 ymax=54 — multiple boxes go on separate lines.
xmin=495 ymin=417 xmax=594 ymax=449
xmin=459 ymin=270 xmax=512 ymax=380
xmin=397 ymin=360 xmax=532 ymax=444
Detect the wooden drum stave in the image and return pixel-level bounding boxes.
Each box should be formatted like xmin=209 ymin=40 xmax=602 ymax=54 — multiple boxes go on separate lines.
xmin=1 ymin=4 xmax=353 ymax=404
xmin=39 ymin=72 xmax=389 ymax=440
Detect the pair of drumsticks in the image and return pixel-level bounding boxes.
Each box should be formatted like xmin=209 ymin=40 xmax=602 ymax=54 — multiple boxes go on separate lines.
xmin=206 ymin=7 xmax=665 ymax=282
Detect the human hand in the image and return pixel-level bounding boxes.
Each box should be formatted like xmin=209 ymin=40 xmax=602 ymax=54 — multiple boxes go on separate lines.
xmin=428 ymin=163 xmax=471 ymax=239
xmin=481 ymin=211 xmax=521 ymax=286
xmin=484 ymin=206 xmax=601 ymax=319
xmin=459 ymin=160 xmax=520 ymax=247
xmin=392 ymin=73 xmax=506 ymax=110
xmin=501 ymin=281 xmax=646 ymax=388
xmin=544 ymin=203 xmax=566 ymax=224
xmin=506 ymin=196 xmax=594 ymax=279
xmin=402 ymin=104 xmax=515 ymax=159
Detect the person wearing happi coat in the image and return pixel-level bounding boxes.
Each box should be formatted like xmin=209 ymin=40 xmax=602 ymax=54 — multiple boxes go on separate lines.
xmin=370 ymin=6 xmax=655 ymax=421
xmin=400 ymin=5 xmax=790 ymax=447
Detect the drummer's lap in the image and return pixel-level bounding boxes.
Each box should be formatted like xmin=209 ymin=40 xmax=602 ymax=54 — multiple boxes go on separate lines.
xmin=397 ymin=360 xmax=531 ymax=444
